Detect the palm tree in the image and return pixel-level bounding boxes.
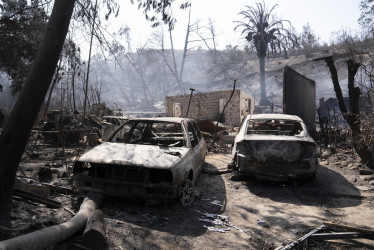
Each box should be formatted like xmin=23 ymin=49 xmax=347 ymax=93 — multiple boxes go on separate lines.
xmin=235 ymin=1 xmax=297 ymax=106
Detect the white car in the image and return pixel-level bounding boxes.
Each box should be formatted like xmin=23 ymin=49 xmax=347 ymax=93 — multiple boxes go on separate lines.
xmin=231 ymin=114 xmax=317 ymax=180
xmin=72 ymin=117 xmax=206 ymax=205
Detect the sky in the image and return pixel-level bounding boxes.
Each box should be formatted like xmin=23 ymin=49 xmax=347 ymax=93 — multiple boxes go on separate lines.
xmin=111 ymin=0 xmax=362 ymax=50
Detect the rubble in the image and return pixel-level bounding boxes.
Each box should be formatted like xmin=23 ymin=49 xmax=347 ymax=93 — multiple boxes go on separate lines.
xmin=3 ymin=118 xmax=374 ymax=249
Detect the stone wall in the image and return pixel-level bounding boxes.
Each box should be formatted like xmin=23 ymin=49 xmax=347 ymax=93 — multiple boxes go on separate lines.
xmin=166 ymin=90 xmax=254 ymax=126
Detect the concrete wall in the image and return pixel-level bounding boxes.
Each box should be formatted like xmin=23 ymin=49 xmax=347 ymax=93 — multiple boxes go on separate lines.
xmin=240 ymin=91 xmax=255 ymax=123
xmin=166 ymin=90 xmax=254 ymax=126
xmin=283 ymin=66 xmax=316 ymax=134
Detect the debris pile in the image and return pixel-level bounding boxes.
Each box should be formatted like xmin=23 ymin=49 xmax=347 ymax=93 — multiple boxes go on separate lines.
xmin=197 ymin=119 xmax=236 ymax=153
xmin=200 ymin=213 xmax=245 ymax=234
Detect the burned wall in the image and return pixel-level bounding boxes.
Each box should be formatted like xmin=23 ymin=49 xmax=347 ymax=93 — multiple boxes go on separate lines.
xmin=283 ymin=66 xmax=316 ymax=134
xmin=166 ymin=90 xmax=254 ymax=126
xmin=239 ymin=91 xmax=255 ymax=123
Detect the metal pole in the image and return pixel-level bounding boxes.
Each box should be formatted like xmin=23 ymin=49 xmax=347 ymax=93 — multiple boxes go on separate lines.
xmin=185 ymin=88 xmax=195 ymax=118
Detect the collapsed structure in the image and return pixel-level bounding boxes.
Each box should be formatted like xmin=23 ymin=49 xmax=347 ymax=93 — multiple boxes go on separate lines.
xmin=166 ymin=90 xmax=255 ymax=126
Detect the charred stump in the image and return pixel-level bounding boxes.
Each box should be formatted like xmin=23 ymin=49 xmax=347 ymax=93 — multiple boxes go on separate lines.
xmin=82 ymin=209 xmax=107 ymax=250
xmin=315 ymin=56 xmax=374 ymax=169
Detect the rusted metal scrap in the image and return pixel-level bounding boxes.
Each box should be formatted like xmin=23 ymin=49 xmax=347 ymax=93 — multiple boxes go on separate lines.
xmin=200 ymin=213 xmax=245 ymax=234
xmin=319 ymin=221 xmax=374 ymax=240
xmin=281 ymin=225 xmax=325 ymax=250
xmin=309 ymin=232 xmax=368 ymax=240
xmin=281 ymin=222 xmax=374 ymax=249
xmin=13 ymin=189 xmax=61 ymax=208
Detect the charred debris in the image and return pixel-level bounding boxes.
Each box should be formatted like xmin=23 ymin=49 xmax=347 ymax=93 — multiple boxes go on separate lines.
xmin=1 ymin=76 xmax=374 ymax=248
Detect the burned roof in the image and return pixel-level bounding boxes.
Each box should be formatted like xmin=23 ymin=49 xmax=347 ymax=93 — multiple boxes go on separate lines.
xmin=127 ymin=117 xmax=191 ymax=123
xmin=247 ymin=114 xmax=303 ymax=121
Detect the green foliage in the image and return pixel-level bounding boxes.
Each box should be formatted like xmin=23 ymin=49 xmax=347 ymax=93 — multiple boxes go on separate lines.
xmin=0 ymin=0 xmax=48 ymax=95
xmin=134 ymin=0 xmax=189 ymax=30
xmin=234 ymin=1 xmax=297 ymax=105
xmin=234 ymin=1 xmax=297 ymax=58
xmin=74 ymin=0 xmax=119 ymax=23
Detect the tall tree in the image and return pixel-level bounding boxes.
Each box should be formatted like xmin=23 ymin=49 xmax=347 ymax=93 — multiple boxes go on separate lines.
xmin=0 ymin=0 xmax=49 ymax=95
xmin=300 ymin=23 xmax=318 ymax=58
xmin=234 ymin=1 xmax=296 ymax=106
xmin=0 ymin=2 xmax=178 ymax=237
xmin=168 ymin=1 xmax=193 ymax=93
xmin=193 ymin=18 xmax=219 ymax=65
xmin=315 ymin=56 xmax=374 ymax=169
xmin=138 ymin=0 xmax=192 ymax=94
xmin=359 ymin=0 xmax=374 ymax=37
xmin=0 ymin=0 xmax=76 ymax=238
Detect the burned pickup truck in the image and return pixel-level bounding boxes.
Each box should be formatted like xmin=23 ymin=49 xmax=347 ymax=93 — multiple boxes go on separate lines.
xmin=72 ymin=117 xmax=206 ymax=205
xmin=231 ymin=114 xmax=317 ymax=180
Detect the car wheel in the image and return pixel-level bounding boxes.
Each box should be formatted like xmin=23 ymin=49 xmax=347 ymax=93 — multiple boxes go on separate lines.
xmin=232 ymin=153 xmax=239 ymax=171
xmin=178 ymin=179 xmax=195 ymax=206
xmin=311 ymin=171 xmax=317 ymax=179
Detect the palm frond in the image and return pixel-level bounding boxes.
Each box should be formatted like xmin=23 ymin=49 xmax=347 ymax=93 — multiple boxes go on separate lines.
xmin=234 ymin=1 xmax=297 ymax=56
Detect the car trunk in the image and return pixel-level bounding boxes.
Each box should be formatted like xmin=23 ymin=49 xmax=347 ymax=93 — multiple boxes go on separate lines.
xmin=237 ymin=136 xmax=316 ymax=173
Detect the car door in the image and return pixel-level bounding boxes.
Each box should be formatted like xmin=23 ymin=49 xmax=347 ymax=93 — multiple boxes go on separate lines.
xmin=186 ymin=121 xmax=203 ymax=180
xmin=192 ymin=121 xmax=206 ymax=164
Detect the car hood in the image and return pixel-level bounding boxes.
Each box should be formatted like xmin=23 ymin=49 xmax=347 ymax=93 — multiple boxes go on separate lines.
xmin=77 ymin=142 xmax=189 ymax=169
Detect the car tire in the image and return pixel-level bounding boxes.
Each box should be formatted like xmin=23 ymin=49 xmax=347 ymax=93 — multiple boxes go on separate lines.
xmin=233 ymin=154 xmax=240 ymax=172
xmin=178 ymin=179 xmax=195 ymax=206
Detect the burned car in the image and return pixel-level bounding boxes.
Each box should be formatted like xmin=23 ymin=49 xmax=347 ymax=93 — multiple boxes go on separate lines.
xmin=231 ymin=114 xmax=317 ymax=180
xmin=72 ymin=117 xmax=206 ymax=205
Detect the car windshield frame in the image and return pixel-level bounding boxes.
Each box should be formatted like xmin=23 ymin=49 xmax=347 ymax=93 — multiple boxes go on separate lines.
xmin=107 ymin=120 xmax=188 ymax=147
xmin=246 ymin=118 xmax=303 ymax=136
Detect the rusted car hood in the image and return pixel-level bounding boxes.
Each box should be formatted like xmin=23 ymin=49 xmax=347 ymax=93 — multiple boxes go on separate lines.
xmin=77 ymin=142 xmax=188 ymax=169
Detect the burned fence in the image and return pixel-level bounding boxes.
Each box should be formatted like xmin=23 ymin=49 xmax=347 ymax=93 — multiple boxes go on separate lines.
xmin=283 ymin=66 xmax=316 ymax=136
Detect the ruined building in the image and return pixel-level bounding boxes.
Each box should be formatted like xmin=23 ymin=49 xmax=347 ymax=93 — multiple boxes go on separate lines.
xmin=166 ymin=90 xmax=254 ymax=126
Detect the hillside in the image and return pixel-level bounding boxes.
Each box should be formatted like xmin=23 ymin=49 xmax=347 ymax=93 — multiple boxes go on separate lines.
xmin=2 ymin=42 xmax=372 ymax=115
xmin=88 ymin=43 xmax=374 ymax=114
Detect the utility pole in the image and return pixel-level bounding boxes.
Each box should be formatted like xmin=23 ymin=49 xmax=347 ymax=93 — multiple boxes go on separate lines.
xmin=185 ymin=88 xmax=195 ymax=118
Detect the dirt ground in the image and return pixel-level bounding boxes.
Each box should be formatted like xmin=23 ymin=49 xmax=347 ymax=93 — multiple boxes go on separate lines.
xmin=7 ymin=143 xmax=374 ymax=249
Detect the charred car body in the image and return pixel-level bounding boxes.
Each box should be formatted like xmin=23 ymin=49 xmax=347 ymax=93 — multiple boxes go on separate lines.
xmin=72 ymin=117 xmax=206 ymax=205
xmin=231 ymin=114 xmax=317 ymax=180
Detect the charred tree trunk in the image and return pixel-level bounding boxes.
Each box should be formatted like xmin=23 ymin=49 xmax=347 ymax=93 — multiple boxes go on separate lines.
xmin=84 ymin=0 xmax=98 ymax=120
xmin=169 ymin=29 xmax=182 ymax=94
xmin=0 ymin=0 xmax=75 ymax=239
xmin=71 ymin=64 xmax=77 ymax=111
xmin=178 ymin=6 xmax=191 ymax=85
xmin=43 ymin=58 xmax=62 ymax=119
xmin=0 ymin=193 xmax=103 ymax=249
xmin=82 ymin=209 xmax=107 ymax=249
xmin=323 ymin=57 xmax=348 ymax=114
xmin=258 ymin=55 xmax=270 ymax=106
xmin=258 ymin=29 xmax=270 ymax=106
xmin=316 ymin=56 xmax=374 ymax=169
xmin=346 ymin=60 xmax=374 ymax=168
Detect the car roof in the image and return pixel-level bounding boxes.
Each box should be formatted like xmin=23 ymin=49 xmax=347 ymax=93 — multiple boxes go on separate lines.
xmin=102 ymin=116 xmax=128 ymax=119
xmin=247 ymin=114 xmax=303 ymax=121
xmin=127 ymin=117 xmax=193 ymax=123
